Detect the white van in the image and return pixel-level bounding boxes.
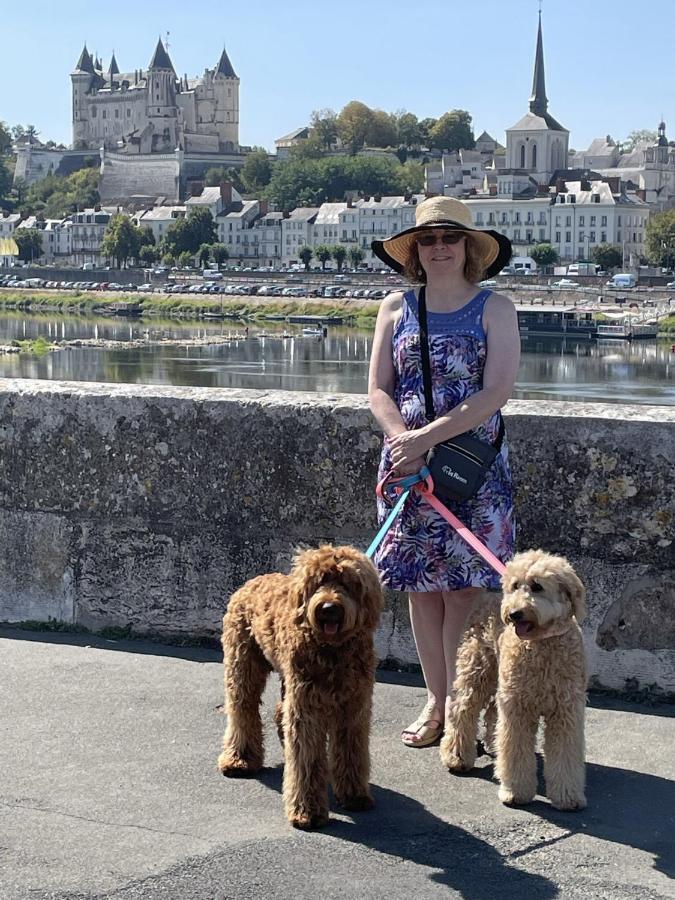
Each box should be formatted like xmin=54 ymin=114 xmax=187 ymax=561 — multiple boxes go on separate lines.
xmin=606 ymin=273 xmax=637 ymax=289
xmin=202 ymin=269 xmax=223 ymax=280
xmin=512 ymin=255 xmax=537 ymax=273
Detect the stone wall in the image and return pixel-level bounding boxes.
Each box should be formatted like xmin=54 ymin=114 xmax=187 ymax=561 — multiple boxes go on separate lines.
xmin=0 ymin=378 xmax=673 ymax=695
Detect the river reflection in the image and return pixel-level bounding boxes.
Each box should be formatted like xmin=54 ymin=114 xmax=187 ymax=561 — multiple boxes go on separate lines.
xmin=0 ymin=312 xmax=672 ymax=404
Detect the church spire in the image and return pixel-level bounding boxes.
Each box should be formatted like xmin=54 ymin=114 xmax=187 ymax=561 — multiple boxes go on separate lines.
xmin=108 ymin=52 xmax=119 ymax=76
xmin=148 ymin=36 xmax=175 ymax=73
xmin=529 ymin=11 xmax=548 ymax=117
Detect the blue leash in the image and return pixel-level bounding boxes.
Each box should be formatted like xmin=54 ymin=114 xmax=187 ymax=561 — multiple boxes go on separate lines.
xmin=366 ymin=468 xmax=430 ymax=559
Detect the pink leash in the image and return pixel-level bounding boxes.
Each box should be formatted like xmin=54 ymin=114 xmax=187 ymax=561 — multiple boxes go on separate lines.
xmin=375 ymin=467 xmax=507 ymax=577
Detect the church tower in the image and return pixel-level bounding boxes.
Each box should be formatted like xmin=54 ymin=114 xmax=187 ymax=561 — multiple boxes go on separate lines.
xmin=505 ymin=12 xmax=569 ymax=182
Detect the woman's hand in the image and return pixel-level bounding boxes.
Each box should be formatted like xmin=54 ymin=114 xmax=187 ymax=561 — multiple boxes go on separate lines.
xmin=388 ymin=429 xmax=432 ymax=472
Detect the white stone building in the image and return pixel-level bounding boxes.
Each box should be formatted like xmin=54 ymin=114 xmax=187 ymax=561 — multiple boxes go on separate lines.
xmin=71 ymin=40 xmax=239 ymax=155
xmin=0 ymin=213 xmax=20 ymax=238
xmin=281 ymin=208 xmax=319 ymax=265
xmin=134 ymin=205 xmax=187 ymax=244
xmin=217 ymin=200 xmax=263 ymax=262
xmin=67 ymin=207 xmax=116 ymax=266
xmin=253 ymin=212 xmax=283 ymax=266
xmin=15 ymin=217 xmax=73 ymax=263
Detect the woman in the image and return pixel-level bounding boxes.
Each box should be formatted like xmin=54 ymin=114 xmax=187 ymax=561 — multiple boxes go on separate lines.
xmin=368 ymin=196 xmax=520 ymax=748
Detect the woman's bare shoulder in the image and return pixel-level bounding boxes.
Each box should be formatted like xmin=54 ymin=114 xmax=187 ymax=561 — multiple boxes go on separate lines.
xmin=485 ymin=290 xmax=516 ymax=309
xmin=378 ymin=289 xmax=407 ymax=318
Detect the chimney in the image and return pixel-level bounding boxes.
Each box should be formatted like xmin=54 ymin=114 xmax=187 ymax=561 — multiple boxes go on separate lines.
xmin=374 ymin=194 xmax=381 ymax=202
xmin=258 ymin=199 xmax=269 ymax=217
xmin=636 ymin=188 xmax=647 ymax=201
xmin=347 ymin=197 xmax=353 ymax=208
xmin=580 ymin=178 xmax=591 ymax=191
xmin=219 ymin=180 xmax=233 ymax=205
xmin=556 ymin=178 xmax=567 ymax=193
xmin=605 ymin=176 xmax=620 ymax=194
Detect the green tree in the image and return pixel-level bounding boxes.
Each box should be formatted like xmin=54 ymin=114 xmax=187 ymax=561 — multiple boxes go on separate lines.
xmin=332 ymin=244 xmax=348 ymax=272
xmin=348 ymin=247 xmax=364 ymax=269
xmin=241 ymin=148 xmax=272 ymax=193
xmin=622 ymin=129 xmax=658 ymax=151
xmin=310 ymin=108 xmax=338 ymax=150
xmin=161 ymin=252 xmax=175 ymax=267
xmin=177 ymin=250 xmax=193 ymax=268
xmin=0 ymin=120 xmax=12 ymax=155
xmin=212 ymin=243 xmax=229 ymax=267
xmin=418 ymin=117 xmax=437 ymax=147
xmin=646 ymin=209 xmax=675 ymax=269
xmin=139 ymin=226 xmax=155 ymax=247
xmin=198 ymin=243 xmax=212 ymax=266
xmin=337 ymin=101 xmax=374 ymax=154
xmin=298 ymin=246 xmax=313 ymax=270
xmin=100 ymin=215 xmax=143 ymax=268
xmin=0 ymin=158 xmax=12 ymax=202
xmin=367 ymin=110 xmax=398 ymax=148
xmin=591 ymin=243 xmax=623 ymax=271
xmin=395 ymin=111 xmax=423 ymax=148
xmin=15 ymin=228 xmax=43 ymax=262
xmin=24 ymin=166 xmax=99 ymax=219
xmin=204 ymin=166 xmax=244 ymax=193
xmin=429 ymin=110 xmax=475 ymax=151
xmin=530 ymin=243 xmax=559 ymax=267
xmin=315 ymin=244 xmax=333 ymax=271
xmin=138 ymin=245 xmax=158 ymax=266
xmin=162 ymin=208 xmax=217 ymax=257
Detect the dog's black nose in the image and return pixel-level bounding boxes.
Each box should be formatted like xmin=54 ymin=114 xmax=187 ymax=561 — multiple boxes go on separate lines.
xmin=318 ymin=602 xmax=343 ymax=624
xmin=509 ymin=610 xmax=524 ymax=622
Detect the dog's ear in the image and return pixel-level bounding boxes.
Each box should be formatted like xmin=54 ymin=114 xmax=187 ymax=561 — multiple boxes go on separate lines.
xmin=557 ymin=561 xmax=587 ymax=623
xmin=288 ymin=547 xmax=323 ymax=621
xmin=354 ymin=555 xmax=385 ymax=629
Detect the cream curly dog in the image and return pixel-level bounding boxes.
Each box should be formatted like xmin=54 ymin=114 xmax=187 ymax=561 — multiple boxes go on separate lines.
xmin=440 ymin=549 xmax=588 ymax=811
xmin=217 ymin=545 xmax=384 ymax=830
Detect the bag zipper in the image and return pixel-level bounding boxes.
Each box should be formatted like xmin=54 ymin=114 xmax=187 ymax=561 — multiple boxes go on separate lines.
xmin=442 ymin=442 xmax=485 ymax=467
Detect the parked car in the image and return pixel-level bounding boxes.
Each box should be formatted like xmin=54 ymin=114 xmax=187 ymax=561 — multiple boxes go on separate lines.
xmin=552 ymin=279 xmax=581 ymax=288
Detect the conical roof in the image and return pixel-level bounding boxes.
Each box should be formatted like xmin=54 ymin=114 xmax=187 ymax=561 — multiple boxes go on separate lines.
xmin=108 ymin=52 xmax=119 ymax=76
xmin=216 ymin=47 xmax=237 ymax=78
xmin=148 ymin=37 xmax=175 ymax=72
xmin=74 ymin=45 xmax=95 ymax=74
xmin=529 ymin=12 xmax=548 ymax=116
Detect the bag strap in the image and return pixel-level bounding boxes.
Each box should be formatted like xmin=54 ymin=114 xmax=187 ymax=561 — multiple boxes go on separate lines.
xmin=417 ymin=286 xmax=436 ymax=423
xmin=417 ymin=285 xmax=505 ymax=450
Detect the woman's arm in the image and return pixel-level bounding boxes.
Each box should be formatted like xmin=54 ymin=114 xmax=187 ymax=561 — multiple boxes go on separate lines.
xmin=388 ymin=293 xmax=520 ymax=468
xmin=368 ymin=291 xmax=407 ymax=440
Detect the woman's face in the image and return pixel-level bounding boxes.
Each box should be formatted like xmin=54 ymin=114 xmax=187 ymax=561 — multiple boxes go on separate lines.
xmin=415 ymin=229 xmax=467 ymax=278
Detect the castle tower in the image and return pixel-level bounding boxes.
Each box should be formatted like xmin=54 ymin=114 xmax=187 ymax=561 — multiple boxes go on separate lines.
xmin=146 ymin=38 xmax=179 ymax=151
xmin=505 ymin=12 xmax=569 ymax=181
xmin=71 ymin=45 xmax=95 ymax=148
xmin=212 ymin=47 xmax=240 ymax=150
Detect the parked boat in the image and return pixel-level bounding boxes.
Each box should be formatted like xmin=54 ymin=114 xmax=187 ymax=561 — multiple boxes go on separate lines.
xmin=515 ymin=305 xmax=596 ymax=339
xmin=109 ymin=302 xmax=142 ymax=317
xmin=301 ymin=327 xmax=324 ymax=336
xmin=596 ymin=322 xmax=658 ymax=340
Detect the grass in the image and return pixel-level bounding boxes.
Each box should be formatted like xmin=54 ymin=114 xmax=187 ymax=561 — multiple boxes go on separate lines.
xmin=11 ymin=336 xmax=54 ymax=356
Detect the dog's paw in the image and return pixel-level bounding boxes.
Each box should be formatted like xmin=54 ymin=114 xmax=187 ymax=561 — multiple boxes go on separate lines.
xmin=440 ymin=738 xmax=475 ymax=773
xmin=288 ymin=810 xmax=330 ymax=830
xmin=217 ymin=751 xmax=261 ymax=777
xmin=548 ymin=789 xmax=587 ymax=812
xmin=337 ymin=793 xmax=375 ymax=812
xmin=498 ymin=786 xmax=535 ymax=806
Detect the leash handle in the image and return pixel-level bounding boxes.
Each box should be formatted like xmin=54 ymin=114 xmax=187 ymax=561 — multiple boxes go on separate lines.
xmin=376 ymin=466 xmax=431 ymax=508
xmin=366 ymin=487 xmax=411 ymax=559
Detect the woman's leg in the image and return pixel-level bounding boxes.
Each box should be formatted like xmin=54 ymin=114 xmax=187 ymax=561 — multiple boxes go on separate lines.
xmin=403 ymin=591 xmax=446 ymax=744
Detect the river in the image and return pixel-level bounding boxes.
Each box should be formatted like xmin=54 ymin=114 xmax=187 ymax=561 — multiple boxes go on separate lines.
xmin=0 ymin=312 xmax=672 ymax=405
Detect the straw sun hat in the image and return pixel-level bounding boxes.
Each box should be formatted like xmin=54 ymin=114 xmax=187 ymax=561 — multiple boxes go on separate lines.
xmin=371 ymin=196 xmax=512 ymax=279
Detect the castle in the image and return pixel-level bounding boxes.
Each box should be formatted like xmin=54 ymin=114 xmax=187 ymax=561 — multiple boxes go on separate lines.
xmin=71 ymin=38 xmax=240 ymax=155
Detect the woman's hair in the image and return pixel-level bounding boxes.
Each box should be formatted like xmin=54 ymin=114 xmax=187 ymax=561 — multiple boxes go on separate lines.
xmin=402 ymin=235 xmax=487 ymax=284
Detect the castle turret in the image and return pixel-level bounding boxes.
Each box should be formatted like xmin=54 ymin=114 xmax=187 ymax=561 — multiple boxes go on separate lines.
xmin=71 ymin=45 xmax=95 ymax=147
xmin=212 ymin=47 xmax=240 ymax=151
xmin=146 ymin=38 xmax=179 ymax=150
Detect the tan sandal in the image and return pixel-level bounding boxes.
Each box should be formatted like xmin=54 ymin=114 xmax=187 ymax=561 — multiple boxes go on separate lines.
xmin=401 ymin=718 xmax=444 ymax=748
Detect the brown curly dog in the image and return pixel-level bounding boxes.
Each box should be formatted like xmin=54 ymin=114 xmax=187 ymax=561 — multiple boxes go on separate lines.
xmin=217 ymin=544 xmax=384 ymax=830
xmin=440 ymin=549 xmax=588 ymax=811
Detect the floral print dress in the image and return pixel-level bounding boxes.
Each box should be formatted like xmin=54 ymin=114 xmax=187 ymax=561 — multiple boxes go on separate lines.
xmin=374 ymin=288 xmax=515 ymax=592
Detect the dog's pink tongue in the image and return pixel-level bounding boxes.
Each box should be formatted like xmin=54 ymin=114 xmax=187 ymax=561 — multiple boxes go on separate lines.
xmin=516 ymin=621 xmax=534 ymax=638
xmin=323 ymin=623 xmax=339 ymax=635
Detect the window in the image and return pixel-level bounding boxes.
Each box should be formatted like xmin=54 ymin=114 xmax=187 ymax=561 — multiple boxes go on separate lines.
xmin=115 ymin=109 xmax=119 ymax=119
xmin=617 ymin=215 xmax=622 ymax=226
xmin=532 ymin=144 xmax=537 ymax=167
xmin=127 ymin=109 xmax=131 ymax=117
xmin=565 ymin=216 xmax=571 ymax=227
xmin=92 ymin=107 xmax=97 ymax=118
xmin=520 ymin=145 xmax=525 ymax=167
xmin=590 ymin=216 xmax=596 ymax=226
xmin=475 ymin=213 xmax=483 ymax=225
xmin=579 ymin=216 xmax=585 ymax=227
xmin=526 ymin=212 xmax=533 ymax=224
xmin=555 ymin=215 xmax=561 ymax=226
xmin=601 ymin=232 xmax=607 ymax=242
xmin=514 ymin=229 xmax=521 ymax=240
xmin=514 ymin=212 xmax=520 ymax=224
xmin=102 ymin=110 xmax=106 ymax=119
xmin=539 ymin=228 xmax=545 ymax=241
xmin=526 ymin=230 xmax=532 ymax=242
xmin=579 ymin=232 xmax=585 ymax=242
xmin=601 ymin=216 xmax=607 ymax=226
xmin=565 ymin=231 xmax=571 ymax=243
xmin=555 ymin=231 xmax=561 ymax=242
xmin=590 ymin=232 xmax=596 ymax=243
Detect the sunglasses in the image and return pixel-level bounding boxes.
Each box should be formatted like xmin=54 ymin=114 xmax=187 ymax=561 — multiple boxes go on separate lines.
xmin=416 ymin=231 xmax=467 ymax=247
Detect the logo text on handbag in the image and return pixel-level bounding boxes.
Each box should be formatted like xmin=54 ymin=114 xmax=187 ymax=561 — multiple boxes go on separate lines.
xmin=441 ymin=465 xmax=468 ymax=484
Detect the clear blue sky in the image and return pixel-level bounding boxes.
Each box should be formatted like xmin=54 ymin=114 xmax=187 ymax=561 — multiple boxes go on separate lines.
xmin=3 ymin=0 xmax=674 ymax=152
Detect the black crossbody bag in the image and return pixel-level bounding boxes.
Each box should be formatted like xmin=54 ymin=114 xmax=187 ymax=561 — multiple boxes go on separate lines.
xmin=418 ymin=286 xmax=505 ymax=502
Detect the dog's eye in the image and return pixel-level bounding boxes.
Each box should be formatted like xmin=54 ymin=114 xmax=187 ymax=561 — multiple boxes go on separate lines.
xmin=511 ymin=581 xmax=519 ymax=590
xmin=530 ymin=581 xmax=543 ymax=593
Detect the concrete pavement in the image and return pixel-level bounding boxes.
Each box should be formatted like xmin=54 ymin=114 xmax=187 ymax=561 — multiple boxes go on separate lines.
xmin=1 ymin=628 xmax=673 ymax=900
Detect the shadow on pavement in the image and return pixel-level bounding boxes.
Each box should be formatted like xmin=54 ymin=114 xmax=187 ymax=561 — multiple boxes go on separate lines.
xmin=256 ymin=767 xmax=557 ymax=899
